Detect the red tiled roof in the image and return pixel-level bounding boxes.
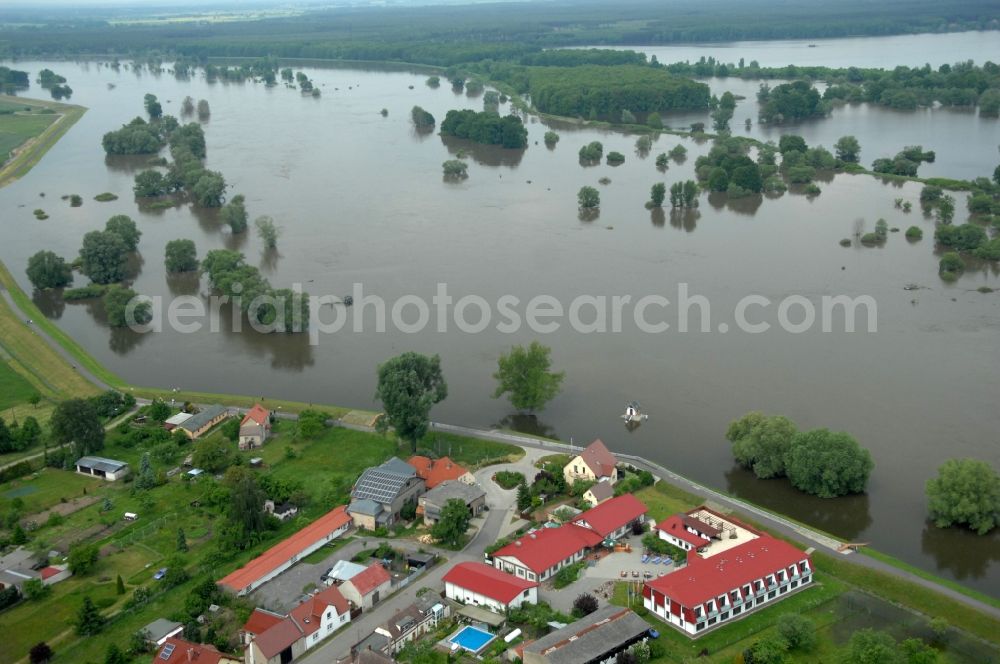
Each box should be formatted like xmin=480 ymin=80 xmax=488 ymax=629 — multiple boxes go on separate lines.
xmin=241 ymin=404 xmax=270 ymax=426
xmin=578 ymin=439 xmax=617 ymax=478
xmin=645 ymin=536 xmax=810 ymax=608
xmin=345 ymin=562 xmax=391 ymax=596
xmin=253 ymin=618 xmax=302 ymax=659
xmin=680 ymin=513 xmax=721 ymax=538
xmin=655 ymin=516 xmax=711 ymax=548
xmin=219 ymin=506 xmax=351 ymax=593
xmin=407 ymin=456 xmax=470 ymax=489
xmin=571 ymin=494 xmax=647 ymax=538
xmin=443 ymin=561 xmax=538 ymax=603
xmin=289 ymin=586 xmax=350 ymax=636
xmin=243 ymin=609 xmax=284 ymax=636
xmin=154 ymin=637 xmax=225 ymax=664
xmin=39 ymin=566 xmax=61 ymax=580
xmin=494 ymin=525 xmax=602 ymax=574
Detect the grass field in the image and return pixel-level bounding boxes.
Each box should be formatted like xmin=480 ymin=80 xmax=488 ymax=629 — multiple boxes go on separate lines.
xmin=0 ymin=95 xmax=86 ymax=188
xmin=0 ymin=358 xmax=37 ymax=410
xmin=0 ymin=113 xmax=58 ymax=158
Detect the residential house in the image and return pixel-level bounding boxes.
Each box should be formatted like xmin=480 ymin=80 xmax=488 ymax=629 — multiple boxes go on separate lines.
xmin=322 ymin=560 xmax=368 ymax=587
xmin=219 ymin=506 xmax=352 ymax=596
xmin=177 ymin=404 xmax=231 ymax=440
xmin=443 ymin=561 xmax=538 ymax=612
xmin=417 ymin=480 xmax=486 ymax=526
xmin=75 ymin=456 xmax=130 ymax=481
xmin=264 ymin=500 xmax=299 ymax=522
xmin=340 ymin=562 xmax=392 ymax=610
xmin=348 ymin=458 xmax=425 ymax=529
xmin=244 ymin=585 xmax=352 ymax=664
xmin=371 ymin=594 xmax=449 ymax=655
xmin=239 ymin=404 xmax=272 ymax=450
xmin=142 ymin=618 xmax=184 ymax=647
xmin=153 ymin=637 xmax=240 ymax=664
xmin=643 ymin=535 xmax=813 ymax=636
xmin=563 ymin=439 xmax=618 ymax=486
xmin=570 ymin=494 xmax=647 ymax=543
xmin=521 ymin=605 xmax=651 ymax=664
xmin=406 ymin=455 xmax=474 ymax=489
xmin=582 ymin=480 xmax=614 ymax=507
xmin=0 ymin=549 xmax=72 ymax=591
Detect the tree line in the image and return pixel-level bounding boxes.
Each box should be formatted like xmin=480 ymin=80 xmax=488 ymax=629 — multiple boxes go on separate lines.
xmin=0 ymin=0 xmax=994 ymax=66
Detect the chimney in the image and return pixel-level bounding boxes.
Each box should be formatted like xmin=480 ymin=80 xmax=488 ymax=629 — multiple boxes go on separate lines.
xmin=187 ymin=648 xmax=195 ymax=663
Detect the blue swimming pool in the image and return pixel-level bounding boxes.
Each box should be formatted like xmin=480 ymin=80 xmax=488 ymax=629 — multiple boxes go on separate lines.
xmin=449 ymin=625 xmax=496 ymax=653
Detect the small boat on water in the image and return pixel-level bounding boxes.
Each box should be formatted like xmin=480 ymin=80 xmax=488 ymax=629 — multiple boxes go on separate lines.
xmin=621 ymin=400 xmax=649 ymax=423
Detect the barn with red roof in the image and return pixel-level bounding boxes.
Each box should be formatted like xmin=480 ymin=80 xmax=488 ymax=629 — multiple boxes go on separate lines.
xmin=443 ymin=561 xmax=539 ymax=612
xmin=340 ymin=562 xmax=392 ymax=610
xmin=218 ymin=505 xmax=352 ymax=596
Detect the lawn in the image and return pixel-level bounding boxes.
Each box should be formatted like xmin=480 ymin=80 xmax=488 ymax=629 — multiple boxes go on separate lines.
xmin=633 ymin=482 xmax=701 ymax=522
xmin=0 ymin=358 xmax=36 ymax=410
xmin=0 ymin=468 xmax=101 ymax=516
xmin=0 ymin=266 xmax=101 ymax=400
xmin=415 ymin=431 xmax=523 ymax=469
xmin=0 ymin=113 xmax=57 ymax=159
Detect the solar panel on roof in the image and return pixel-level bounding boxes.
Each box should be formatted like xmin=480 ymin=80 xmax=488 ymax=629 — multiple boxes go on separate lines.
xmin=160 ymin=643 xmax=175 ymax=659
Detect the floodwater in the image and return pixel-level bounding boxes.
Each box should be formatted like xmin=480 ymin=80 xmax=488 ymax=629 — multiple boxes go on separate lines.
xmin=1 ymin=34 xmax=999 ymax=597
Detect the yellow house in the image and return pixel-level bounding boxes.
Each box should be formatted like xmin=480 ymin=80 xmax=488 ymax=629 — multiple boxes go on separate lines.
xmin=563 ymin=439 xmax=618 ymax=486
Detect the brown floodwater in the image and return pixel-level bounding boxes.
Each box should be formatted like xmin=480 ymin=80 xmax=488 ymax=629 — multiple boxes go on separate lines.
xmin=1 ymin=40 xmax=998 ymax=597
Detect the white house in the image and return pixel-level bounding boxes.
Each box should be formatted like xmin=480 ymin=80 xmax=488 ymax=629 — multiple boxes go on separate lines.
xmin=443 ymin=561 xmax=538 ymax=613
xmin=75 ymin=456 xmax=130 ymax=481
xmin=563 ymin=439 xmax=618 ymax=486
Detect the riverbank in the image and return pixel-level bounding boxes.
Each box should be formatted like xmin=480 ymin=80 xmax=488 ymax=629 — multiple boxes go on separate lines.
xmin=0 ymin=95 xmax=86 ymax=188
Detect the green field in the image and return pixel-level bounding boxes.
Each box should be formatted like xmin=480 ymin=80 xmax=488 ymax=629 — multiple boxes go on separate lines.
xmin=0 ymin=113 xmax=57 ymax=159
xmin=0 ymin=358 xmax=37 ymax=410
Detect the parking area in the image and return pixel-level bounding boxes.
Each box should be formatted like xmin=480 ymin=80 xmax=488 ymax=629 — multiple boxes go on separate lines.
xmin=584 ymin=546 xmax=683 ymax=581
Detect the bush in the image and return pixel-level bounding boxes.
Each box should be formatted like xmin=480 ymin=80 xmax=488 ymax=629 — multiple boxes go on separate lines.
xmin=442 ymin=160 xmax=468 ymax=178
xmin=935 ymin=223 xmax=986 ymax=251
xmin=553 ymin=562 xmax=584 ymax=589
xmin=777 ymin=613 xmax=817 ymax=651
xmin=494 ymin=471 xmax=525 ymax=489
xmin=572 ymin=592 xmax=598 ymax=617
xmin=803 ymin=183 xmax=821 ymax=196
xmin=578 ymin=141 xmax=603 ymax=161
xmin=939 ymin=252 xmax=965 ymax=278
xmin=578 ymin=186 xmax=600 ymax=209
xmin=544 ymin=131 xmax=559 ymax=146
xmin=606 ymin=151 xmax=625 ymax=165
xmin=905 ymin=226 xmax=923 ymax=240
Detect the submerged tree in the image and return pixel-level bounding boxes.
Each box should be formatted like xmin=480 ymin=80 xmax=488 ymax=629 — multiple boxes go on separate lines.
xmin=375 ymin=352 xmax=448 ymax=452
xmin=255 ymin=215 xmax=281 ymax=249
xmin=493 ymin=341 xmax=565 ymax=412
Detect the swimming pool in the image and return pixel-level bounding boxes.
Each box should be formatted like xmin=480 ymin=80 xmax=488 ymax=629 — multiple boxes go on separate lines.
xmin=449 ymin=625 xmax=496 ymax=653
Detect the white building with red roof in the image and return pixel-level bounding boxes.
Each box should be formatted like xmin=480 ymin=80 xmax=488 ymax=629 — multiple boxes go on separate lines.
xmin=571 ymin=494 xmax=648 ymax=541
xmin=244 ymin=585 xmax=352 ymax=664
xmin=492 ymin=495 xmax=647 ymax=582
xmin=643 ymin=509 xmax=813 ymax=636
xmin=444 ymin=561 xmax=539 ymax=612
xmin=563 ymin=439 xmax=619 ymax=486
xmin=239 ymin=404 xmax=272 ymax=450
xmin=340 ymin=562 xmax=392 ymax=610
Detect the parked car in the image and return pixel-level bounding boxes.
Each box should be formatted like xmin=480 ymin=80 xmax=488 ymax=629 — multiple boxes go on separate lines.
xmin=153 ymin=568 xmax=168 ymax=580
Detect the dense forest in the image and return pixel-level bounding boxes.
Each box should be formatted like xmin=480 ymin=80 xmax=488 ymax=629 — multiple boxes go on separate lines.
xmin=0 ymin=66 xmax=28 ymax=94
xmin=0 ymin=0 xmax=995 ymax=67
xmin=439 ymin=110 xmax=529 ymax=149
xmin=483 ymin=65 xmax=710 ymax=117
